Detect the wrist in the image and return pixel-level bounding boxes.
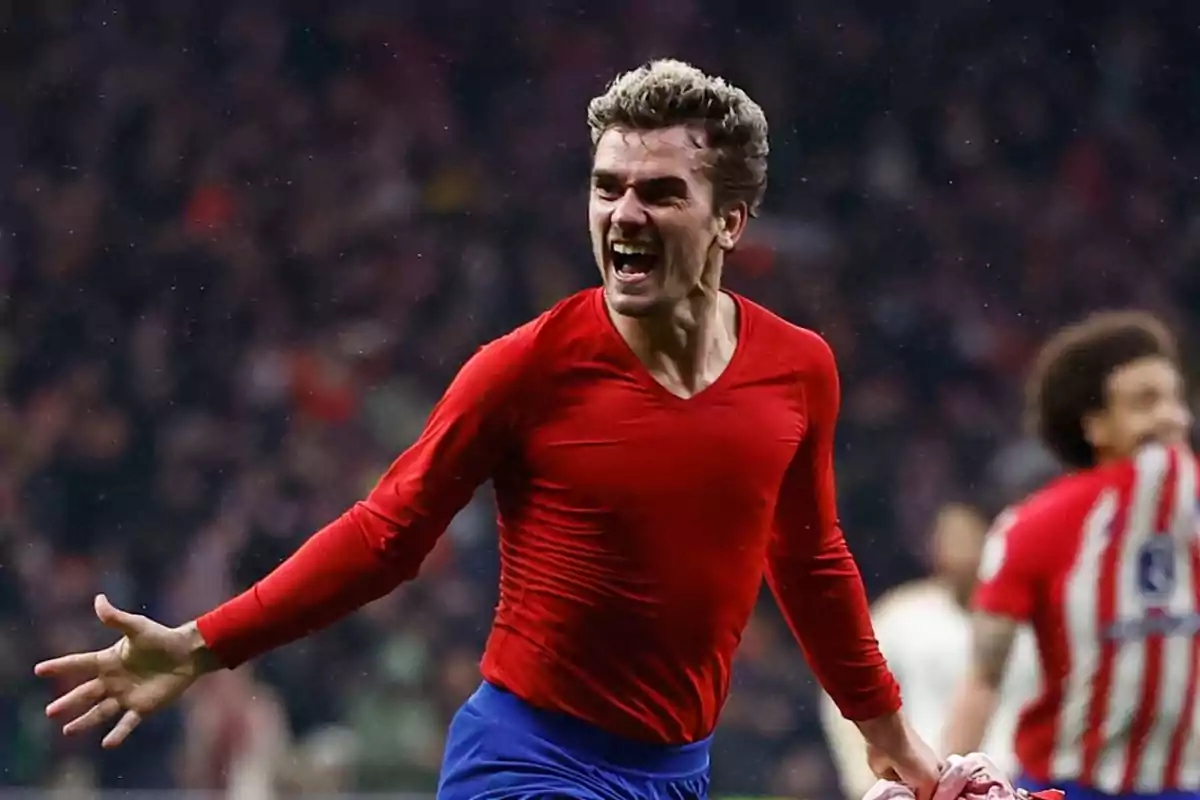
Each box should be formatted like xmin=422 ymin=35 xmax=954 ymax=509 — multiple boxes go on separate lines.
xmin=178 ymin=621 xmax=223 ymax=676
xmin=855 ymin=711 xmax=911 ymax=752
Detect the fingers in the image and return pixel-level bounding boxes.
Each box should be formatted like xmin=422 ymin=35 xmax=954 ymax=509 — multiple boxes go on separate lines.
xmin=45 ymin=678 xmax=107 ymax=722
xmin=909 ymin=767 xmax=942 ymax=800
xmin=43 ymin=673 xmax=143 ymax=748
xmin=102 ymin=709 xmax=142 ymax=749
xmin=62 ymin=696 xmax=121 ymax=737
xmin=94 ymin=594 xmax=147 ymax=637
xmin=34 ymin=651 xmax=101 ymax=682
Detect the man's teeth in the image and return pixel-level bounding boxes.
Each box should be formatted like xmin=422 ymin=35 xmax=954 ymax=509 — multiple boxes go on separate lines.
xmin=611 ymin=242 xmax=659 ymax=277
xmin=612 ymin=242 xmax=657 ymax=256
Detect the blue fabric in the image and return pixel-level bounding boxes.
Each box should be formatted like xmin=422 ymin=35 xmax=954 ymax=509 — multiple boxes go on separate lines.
xmin=438 ymin=682 xmax=712 ymax=800
xmin=1018 ymin=775 xmax=1200 ymax=800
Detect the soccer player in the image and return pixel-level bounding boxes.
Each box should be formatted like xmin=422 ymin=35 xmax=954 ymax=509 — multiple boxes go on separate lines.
xmin=34 ymin=60 xmax=939 ymax=800
xmin=943 ymin=311 xmax=1198 ymax=799
xmin=822 ymin=503 xmax=1041 ymax=798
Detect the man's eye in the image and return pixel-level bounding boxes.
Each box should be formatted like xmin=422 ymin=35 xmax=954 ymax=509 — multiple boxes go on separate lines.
xmin=641 ymin=189 xmax=678 ymax=205
xmin=639 ymin=182 xmax=687 ymax=205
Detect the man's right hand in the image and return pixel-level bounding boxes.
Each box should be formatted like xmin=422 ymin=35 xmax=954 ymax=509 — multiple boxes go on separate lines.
xmin=34 ymin=594 xmax=220 ymax=748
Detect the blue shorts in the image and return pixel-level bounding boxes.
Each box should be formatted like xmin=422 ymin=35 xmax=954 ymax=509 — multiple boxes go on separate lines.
xmin=1019 ymin=775 xmax=1200 ymax=800
xmin=438 ymin=682 xmax=712 ymax=800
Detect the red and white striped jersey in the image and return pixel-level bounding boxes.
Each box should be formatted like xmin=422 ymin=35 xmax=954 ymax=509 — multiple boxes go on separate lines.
xmin=974 ymin=443 xmax=1200 ymax=795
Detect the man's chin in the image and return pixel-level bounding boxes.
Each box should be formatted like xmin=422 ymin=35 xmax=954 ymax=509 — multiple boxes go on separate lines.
xmin=1148 ymin=431 xmax=1190 ymax=450
xmin=604 ymin=283 xmax=663 ymax=318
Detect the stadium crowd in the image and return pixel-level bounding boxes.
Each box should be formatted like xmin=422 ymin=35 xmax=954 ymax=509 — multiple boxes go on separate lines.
xmin=3 ymin=0 xmax=1199 ymax=796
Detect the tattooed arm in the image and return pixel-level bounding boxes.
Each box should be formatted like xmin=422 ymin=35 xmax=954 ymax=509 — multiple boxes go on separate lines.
xmin=942 ymin=612 xmax=1019 ymax=756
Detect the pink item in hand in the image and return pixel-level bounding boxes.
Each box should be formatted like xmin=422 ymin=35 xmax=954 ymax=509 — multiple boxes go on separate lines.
xmin=862 ymin=753 xmax=1065 ymax=800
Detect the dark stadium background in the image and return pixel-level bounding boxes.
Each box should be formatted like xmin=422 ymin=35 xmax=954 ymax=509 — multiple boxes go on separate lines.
xmin=3 ymin=0 xmax=1199 ymax=797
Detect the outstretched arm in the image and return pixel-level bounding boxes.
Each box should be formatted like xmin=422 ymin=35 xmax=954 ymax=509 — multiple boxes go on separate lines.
xmin=197 ymin=333 xmax=532 ymax=667
xmin=35 ymin=331 xmax=535 ymax=749
xmin=942 ymin=612 xmax=1018 ymax=755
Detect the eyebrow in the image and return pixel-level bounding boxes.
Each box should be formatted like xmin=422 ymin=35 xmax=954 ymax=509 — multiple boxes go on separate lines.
xmin=590 ymin=170 xmax=689 ymax=192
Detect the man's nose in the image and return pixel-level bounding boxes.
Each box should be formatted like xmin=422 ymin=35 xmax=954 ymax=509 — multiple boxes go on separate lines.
xmin=1167 ymin=401 xmax=1193 ymax=430
xmin=611 ymin=189 xmax=647 ymax=228
xmin=1157 ymin=401 xmax=1193 ymax=435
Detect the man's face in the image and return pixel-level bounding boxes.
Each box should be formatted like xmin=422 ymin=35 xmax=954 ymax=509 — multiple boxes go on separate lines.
xmin=930 ymin=505 xmax=988 ymax=606
xmin=1086 ymin=356 xmax=1192 ymax=461
xmin=588 ymin=125 xmax=743 ymax=317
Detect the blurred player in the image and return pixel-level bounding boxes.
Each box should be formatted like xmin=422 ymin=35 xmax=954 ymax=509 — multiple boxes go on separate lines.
xmin=943 ymin=311 xmax=1198 ymax=799
xmin=822 ymin=503 xmax=1041 ymax=798
xmin=177 ymin=667 xmax=290 ymax=800
xmin=33 ymin=60 xmax=940 ymax=800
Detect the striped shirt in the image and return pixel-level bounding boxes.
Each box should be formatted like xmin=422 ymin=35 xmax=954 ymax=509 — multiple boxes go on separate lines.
xmin=974 ymin=443 xmax=1200 ymax=794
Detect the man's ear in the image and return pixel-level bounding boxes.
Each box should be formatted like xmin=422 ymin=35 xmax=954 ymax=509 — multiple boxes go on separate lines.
xmin=715 ymin=202 xmax=749 ymax=251
xmin=1082 ymin=409 xmax=1112 ymax=454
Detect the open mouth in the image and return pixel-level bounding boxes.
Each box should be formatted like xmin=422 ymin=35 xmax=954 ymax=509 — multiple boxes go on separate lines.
xmin=611 ymin=242 xmax=660 ymax=283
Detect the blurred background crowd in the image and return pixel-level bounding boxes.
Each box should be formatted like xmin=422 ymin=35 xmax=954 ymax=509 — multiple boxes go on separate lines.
xmin=3 ymin=0 xmax=1199 ymax=797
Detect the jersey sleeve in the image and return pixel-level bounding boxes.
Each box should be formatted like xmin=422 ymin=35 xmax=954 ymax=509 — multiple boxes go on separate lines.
xmin=972 ymin=507 xmax=1045 ymax=621
xmin=766 ymin=330 xmax=902 ymax=722
xmin=196 ymin=328 xmax=537 ymax=667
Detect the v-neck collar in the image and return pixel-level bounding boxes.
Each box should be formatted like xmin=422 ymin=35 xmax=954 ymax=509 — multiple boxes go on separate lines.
xmin=591 ymin=287 xmax=749 ymax=405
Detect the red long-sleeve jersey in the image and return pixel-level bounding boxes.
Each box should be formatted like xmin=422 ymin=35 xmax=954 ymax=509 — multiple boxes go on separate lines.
xmin=197 ymin=288 xmax=900 ymax=744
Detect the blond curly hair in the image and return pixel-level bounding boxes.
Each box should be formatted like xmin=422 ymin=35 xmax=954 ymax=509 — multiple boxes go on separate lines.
xmin=587 ymin=59 xmax=770 ymax=216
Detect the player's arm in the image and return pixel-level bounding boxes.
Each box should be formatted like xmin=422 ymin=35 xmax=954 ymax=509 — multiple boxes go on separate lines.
xmin=765 ymin=332 xmax=934 ymax=790
xmin=36 ymin=331 xmax=538 ymax=748
xmin=192 ymin=331 xmax=534 ymax=668
xmin=942 ymin=509 xmax=1033 ymax=756
xmin=942 ymin=611 xmax=1019 ymax=756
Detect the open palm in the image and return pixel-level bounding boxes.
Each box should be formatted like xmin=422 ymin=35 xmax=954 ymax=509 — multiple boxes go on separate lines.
xmin=35 ymin=594 xmax=209 ymax=748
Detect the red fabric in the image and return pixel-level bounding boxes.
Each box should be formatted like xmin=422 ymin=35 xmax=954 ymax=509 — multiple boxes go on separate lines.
xmin=198 ymin=288 xmax=898 ymax=744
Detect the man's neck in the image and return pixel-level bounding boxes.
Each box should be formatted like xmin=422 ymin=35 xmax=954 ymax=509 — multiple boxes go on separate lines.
xmin=608 ymin=287 xmax=738 ymax=397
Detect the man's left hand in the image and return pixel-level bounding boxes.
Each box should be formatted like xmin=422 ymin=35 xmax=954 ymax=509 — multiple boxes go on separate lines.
xmin=864 ymin=718 xmax=942 ymax=800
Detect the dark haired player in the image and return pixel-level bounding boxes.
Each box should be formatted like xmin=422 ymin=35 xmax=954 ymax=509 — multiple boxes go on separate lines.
xmin=944 ymin=311 xmax=1198 ymax=800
